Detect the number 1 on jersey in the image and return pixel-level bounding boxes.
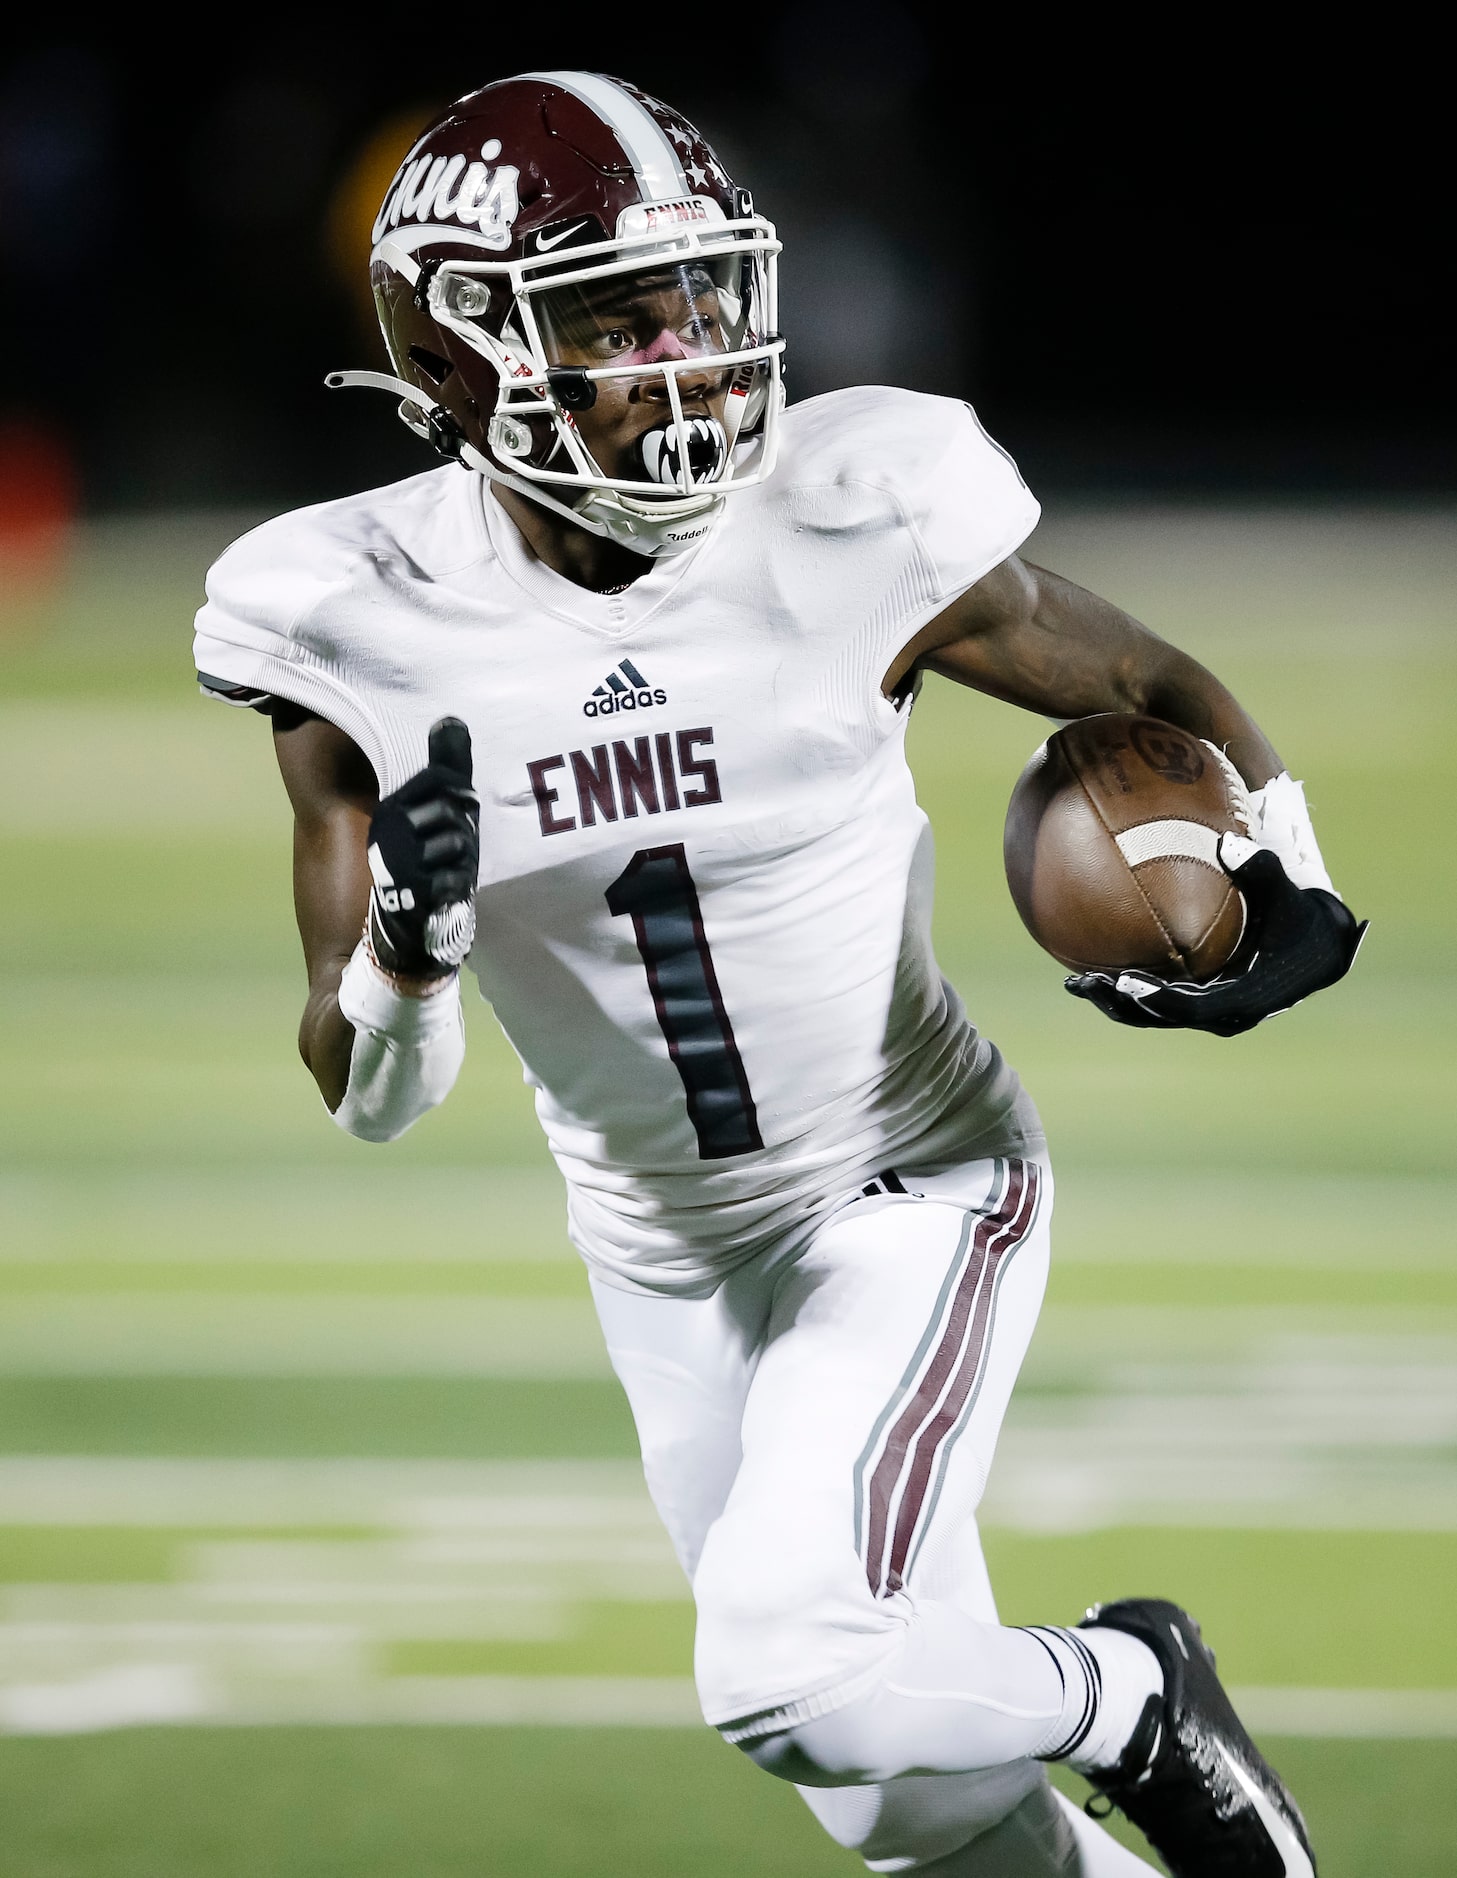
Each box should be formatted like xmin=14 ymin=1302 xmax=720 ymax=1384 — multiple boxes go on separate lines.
xmin=606 ymin=844 xmax=763 ymax=1160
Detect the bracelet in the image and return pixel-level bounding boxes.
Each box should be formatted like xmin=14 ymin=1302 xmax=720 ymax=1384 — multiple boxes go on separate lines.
xmin=362 ymin=924 xmax=459 ymax=998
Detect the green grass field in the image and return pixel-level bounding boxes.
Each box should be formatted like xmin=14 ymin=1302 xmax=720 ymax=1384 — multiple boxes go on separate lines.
xmin=1 ymin=503 xmax=1454 ymax=1873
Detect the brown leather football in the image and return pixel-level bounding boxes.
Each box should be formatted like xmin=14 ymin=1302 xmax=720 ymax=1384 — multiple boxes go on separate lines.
xmin=1003 ymin=714 xmax=1252 ymax=980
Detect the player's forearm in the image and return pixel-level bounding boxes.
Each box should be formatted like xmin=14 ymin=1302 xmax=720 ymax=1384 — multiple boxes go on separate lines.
xmin=299 ymin=962 xmax=358 ymax=1111
xmin=1030 ymin=595 xmax=1347 ymax=895
xmin=1026 ymin=565 xmax=1282 ymax=788
xmin=1130 ymin=644 xmax=1281 ymax=790
xmin=930 ymin=561 xmax=1285 ymax=789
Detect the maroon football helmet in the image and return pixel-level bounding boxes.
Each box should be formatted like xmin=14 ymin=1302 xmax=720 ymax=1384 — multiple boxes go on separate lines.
xmin=329 ymin=71 xmax=783 ymax=557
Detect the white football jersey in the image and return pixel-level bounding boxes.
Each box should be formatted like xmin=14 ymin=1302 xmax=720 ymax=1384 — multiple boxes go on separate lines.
xmin=195 ymin=387 xmax=1045 ymax=1294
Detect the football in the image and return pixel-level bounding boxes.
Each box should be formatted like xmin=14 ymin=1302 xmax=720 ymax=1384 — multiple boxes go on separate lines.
xmin=1003 ymin=713 xmax=1251 ymax=980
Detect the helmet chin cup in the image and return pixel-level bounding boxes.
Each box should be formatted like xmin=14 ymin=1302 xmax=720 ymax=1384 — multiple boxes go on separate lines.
xmin=576 ymin=486 xmax=725 ymax=558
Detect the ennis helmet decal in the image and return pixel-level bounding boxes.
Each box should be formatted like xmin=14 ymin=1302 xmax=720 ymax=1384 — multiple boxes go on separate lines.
xmin=371 ymin=137 xmax=521 ymax=250
xmin=328 ymin=71 xmax=784 ymax=560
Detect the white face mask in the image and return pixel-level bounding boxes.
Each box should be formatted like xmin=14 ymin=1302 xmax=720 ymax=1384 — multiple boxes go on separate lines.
xmin=332 ymin=200 xmax=784 ymax=556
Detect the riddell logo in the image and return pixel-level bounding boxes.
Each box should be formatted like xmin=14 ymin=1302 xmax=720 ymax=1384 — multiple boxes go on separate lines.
xmin=584 ymin=658 xmax=667 ymax=718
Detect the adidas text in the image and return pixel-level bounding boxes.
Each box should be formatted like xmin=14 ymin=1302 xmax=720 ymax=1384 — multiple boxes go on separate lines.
xmin=584 ymin=687 xmax=667 ymax=719
xmin=584 ymin=657 xmax=667 ymax=719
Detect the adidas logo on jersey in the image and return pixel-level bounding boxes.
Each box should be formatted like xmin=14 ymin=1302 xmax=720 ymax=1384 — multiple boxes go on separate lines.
xmin=584 ymin=659 xmax=667 ymax=719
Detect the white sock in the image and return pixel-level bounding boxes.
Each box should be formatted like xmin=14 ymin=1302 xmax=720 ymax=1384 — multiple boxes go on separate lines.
xmin=1021 ymin=1625 xmax=1164 ymax=1773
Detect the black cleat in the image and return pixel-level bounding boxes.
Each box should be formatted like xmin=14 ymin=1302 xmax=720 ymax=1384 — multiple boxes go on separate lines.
xmin=1078 ymin=1597 xmax=1317 ymax=1877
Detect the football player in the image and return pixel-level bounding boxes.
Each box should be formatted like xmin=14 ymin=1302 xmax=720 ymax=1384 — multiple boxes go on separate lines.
xmin=194 ymin=72 xmax=1361 ymax=1877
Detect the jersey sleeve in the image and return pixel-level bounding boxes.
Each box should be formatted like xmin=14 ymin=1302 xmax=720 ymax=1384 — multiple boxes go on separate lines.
xmin=778 ymin=389 xmax=1041 ymax=728
xmin=856 ymin=391 xmax=1040 ymax=704
xmin=192 ymin=515 xmax=395 ymax=785
xmin=907 ymin=399 xmax=1041 ymax=603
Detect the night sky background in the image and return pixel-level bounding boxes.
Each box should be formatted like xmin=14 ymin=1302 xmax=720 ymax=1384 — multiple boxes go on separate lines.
xmin=1 ymin=8 xmax=1447 ymax=516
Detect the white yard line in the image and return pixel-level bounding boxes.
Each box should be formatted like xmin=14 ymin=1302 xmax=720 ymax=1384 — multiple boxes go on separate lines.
xmin=0 ymin=1457 xmax=652 ymax=1526
xmin=3 ymin=1167 xmax=1453 ymax=1269
xmin=7 ymin=1394 xmax=1457 ymax=1536
xmin=0 ymin=1296 xmax=613 ymax=1378
xmin=981 ymin=1442 xmax=1457 ymax=1532
xmin=0 ymin=1667 xmax=705 ymax=1733
xmin=5 ymin=1670 xmax=1457 ymax=1738
xmin=0 ymin=1167 xmax=575 ymax=1265
xmin=1 ymin=1296 xmax=1455 ymax=1388
xmin=1230 ymin=1687 xmax=1457 ymax=1739
xmin=3 ymin=1309 xmax=1456 ymax=1534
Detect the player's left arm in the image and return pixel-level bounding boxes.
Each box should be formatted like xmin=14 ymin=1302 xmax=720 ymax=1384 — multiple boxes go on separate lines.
xmin=886 ymin=554 xmax=1367 ymax=1036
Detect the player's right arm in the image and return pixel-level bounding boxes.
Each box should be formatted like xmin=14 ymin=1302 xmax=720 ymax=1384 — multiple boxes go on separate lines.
xmin=272 ymin=711 xmax=478 ymax=1136
xmin=272 ymin=709 xmax=378 ymax=1109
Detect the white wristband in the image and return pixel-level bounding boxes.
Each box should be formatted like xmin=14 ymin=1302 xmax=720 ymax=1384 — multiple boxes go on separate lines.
xmin=337 ymin=942 xmax=462 ymax=1042
xmin=1247 ymin=772 xmax=1337 ymax=896
xmin=332 ymin=942 xmax=465 ymax=1141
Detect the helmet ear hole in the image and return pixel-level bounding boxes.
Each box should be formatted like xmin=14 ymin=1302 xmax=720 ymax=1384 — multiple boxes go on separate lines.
xmin=407 ymin=345 xmax=455 ymax=388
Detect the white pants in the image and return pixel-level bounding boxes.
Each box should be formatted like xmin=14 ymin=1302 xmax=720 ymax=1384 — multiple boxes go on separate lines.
xmin=591 ymin=1153 xmax=1152 ymax=1871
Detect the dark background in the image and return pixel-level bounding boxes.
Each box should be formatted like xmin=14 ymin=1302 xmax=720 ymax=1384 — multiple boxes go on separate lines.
xmin=1 ymin=9 xmax=1447 ymax=516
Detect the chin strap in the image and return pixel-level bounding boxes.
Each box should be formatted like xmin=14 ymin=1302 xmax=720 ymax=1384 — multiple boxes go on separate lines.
xmin=324 ymin=370 xmax=721 ymax=559
xmin=325 ymin=369 xmax=428 ymax=402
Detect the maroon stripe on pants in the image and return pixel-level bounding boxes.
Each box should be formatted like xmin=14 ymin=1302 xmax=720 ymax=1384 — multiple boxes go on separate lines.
xmin=863 ymin=1161 xmax=1039 ymax=1597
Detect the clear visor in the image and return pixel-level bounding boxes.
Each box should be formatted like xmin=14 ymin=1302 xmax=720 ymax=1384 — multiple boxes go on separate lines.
xmin=533 ymin=257 xmax=748 ymax=378
xmin=418 ymin=223 xmax=782 ymax=510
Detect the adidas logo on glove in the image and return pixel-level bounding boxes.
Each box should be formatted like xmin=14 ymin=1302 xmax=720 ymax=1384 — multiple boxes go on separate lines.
xmin=583 ymin=658 xmax=668 ymax=719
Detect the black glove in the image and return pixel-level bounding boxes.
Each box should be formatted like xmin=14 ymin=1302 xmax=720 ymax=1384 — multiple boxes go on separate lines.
xmin=365 ymin=717 xmax=480 ymax=978
xmin=1065 ymin=839 xmax=1367 ymax=1038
